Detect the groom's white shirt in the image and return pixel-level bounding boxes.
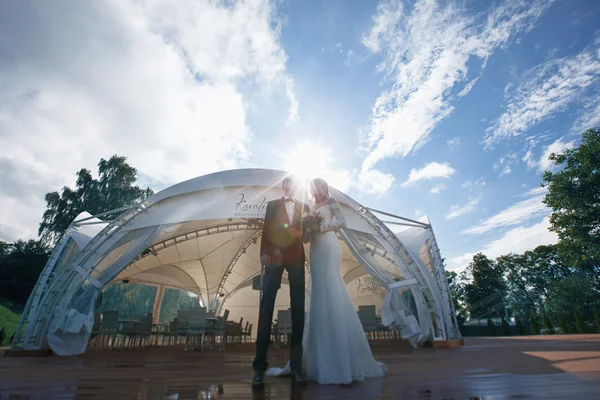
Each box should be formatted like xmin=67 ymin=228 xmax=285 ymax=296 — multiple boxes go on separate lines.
xmin=284 ymin=196 xmax=295 ymax=225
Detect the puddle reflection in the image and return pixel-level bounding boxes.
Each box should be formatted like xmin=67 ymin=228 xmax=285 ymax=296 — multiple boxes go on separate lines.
xmin=165 ymin=384 xmax=225 ymax=399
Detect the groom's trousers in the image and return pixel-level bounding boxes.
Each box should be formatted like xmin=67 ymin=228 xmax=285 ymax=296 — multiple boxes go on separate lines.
xmin=253 ymin=260 xmax=305 ymax=373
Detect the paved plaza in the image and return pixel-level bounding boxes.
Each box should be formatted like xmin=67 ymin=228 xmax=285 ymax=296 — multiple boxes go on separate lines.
xmin=1 ymin=335 xmax=599 ymax=399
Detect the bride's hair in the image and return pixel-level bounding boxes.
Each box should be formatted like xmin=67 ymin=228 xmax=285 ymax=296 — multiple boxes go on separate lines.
xmin=310 ymin=178 xmax=330 ymax=202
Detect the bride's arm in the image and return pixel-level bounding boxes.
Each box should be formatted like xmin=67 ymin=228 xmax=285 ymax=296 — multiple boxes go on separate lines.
xmin=320 ymin=198 xmax=347 ymax=232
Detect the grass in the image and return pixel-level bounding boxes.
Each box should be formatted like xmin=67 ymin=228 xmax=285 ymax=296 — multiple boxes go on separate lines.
xmin=0 ymin=299 xmax=22 ymax=347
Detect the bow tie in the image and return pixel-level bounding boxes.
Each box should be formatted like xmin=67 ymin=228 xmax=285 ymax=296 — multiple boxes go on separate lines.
xmin=284 ymin=198 xmax=295 ymax=203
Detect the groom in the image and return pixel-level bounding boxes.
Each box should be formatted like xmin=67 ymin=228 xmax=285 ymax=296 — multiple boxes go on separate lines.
xmin=253 ymin=176 xmax=309 ymax=388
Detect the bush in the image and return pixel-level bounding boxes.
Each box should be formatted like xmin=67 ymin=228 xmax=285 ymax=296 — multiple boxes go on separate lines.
xmin=515 ymin=315 xmax=526 ymax=335
xmin=575 ymin=310 xmax=587 ymax=334
xmin=529 ymin=312 xmax=540 ymax=335
xmin=558 ymin=314 xmax=570 ymax=334
xmin=541 ymin=310 xmax=554 ymax=335
xmin=501 ymin=317 xmax=511 ymax=336
xmin=0 ymin=327 xmax=5 ymax=345
xmin=487 ymin=318 xmax=496 ymax=336
xmin=594 ymin=306 xmax=600 ymax=333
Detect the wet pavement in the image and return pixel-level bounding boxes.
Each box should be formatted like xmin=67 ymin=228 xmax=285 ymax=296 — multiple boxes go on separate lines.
xmin=1 ymin=335 xmax=599 ymax=399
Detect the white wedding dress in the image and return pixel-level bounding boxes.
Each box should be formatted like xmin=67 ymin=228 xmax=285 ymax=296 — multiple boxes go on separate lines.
xmin=266 ymin=198 xmax=387 ymax=385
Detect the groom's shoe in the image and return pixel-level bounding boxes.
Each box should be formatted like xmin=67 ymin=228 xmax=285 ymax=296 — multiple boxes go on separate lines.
xmin=252 ymin=371 xmax=265 ymax=389
xmin=291 ymin=371 xmax=307 ymax=386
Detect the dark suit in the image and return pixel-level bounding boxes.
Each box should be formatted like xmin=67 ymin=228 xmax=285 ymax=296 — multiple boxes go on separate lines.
xmin=253 ymin=197 xmax=309 ymax=373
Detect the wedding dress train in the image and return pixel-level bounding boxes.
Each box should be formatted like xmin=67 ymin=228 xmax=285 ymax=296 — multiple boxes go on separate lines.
xmin=266 ymin=198 xmax=387 ymax=385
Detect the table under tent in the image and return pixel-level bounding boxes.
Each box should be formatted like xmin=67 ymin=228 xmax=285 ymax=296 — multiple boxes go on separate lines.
xmin=10 ymin=169 xmax=460 ymax=355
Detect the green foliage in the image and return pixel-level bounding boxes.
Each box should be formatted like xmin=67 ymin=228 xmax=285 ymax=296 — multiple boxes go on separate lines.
xmin=594 ymin=306 xmax=600 ymax=333
xmin=574 ymin=310 xmax=587 ymax=334
xmin=96 ymin=283 xmax=157 ymax=318
xmin=546 ymin=275 xmax=599 ymax=322
xmin=501 ymin=317 xmax=511 ymax=336
xmin=0 ymin=302 xmax=21 ymax=346
xmin=158 ymin=288 xmax=201 ymax=324
xmin=0 ymin=240 xmax=50 ymax=305
xmin=514 ymin=314 xmax=526 ymax=335
xmin=95 ymin=284 xmax=200 ymax=324
xmin=499 ymin=245 xmax=571 ymax=320
xmin=487 ymin=318 xmax=496 ymax=336
xmin=39 ymin=155 xmax=153 ymax=245
xmin=558 ymin=314 xmax=570 ymax=334
xmin=542 ymin=128 xmax=600 ymax=277
xmin=541 ymin=310 xmax=554 ymax=334
xmin=0 ymin=327 xmax=5 ymax=345
xmin=464 ymin=254 xmax=507 ymax=319
xmin=529 ymin=312 xmax=540 ymax=335
xmin=445 ymin=270 xmax=468 ymax=323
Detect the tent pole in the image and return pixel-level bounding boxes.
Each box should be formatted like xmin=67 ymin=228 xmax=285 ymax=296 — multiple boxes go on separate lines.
xmin=366 ymin=207 xmax=430 ymax=228
xmin=152 ymin=285 xmax=165 ymax=324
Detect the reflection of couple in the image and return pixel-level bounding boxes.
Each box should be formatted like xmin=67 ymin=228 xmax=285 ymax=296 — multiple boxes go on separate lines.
xmin=252 ymin=177 xmax=387 ymax=388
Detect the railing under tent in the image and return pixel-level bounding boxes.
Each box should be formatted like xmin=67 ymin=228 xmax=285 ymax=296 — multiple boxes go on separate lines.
xmin=10 ymin=183 xmax=460 ymax=355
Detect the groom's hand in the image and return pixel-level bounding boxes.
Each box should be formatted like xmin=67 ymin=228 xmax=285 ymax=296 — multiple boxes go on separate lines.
xmin=288 ymin=228 xmax=301 ymax=238
xmin=260 ymin=254 xmax=271 ymax=267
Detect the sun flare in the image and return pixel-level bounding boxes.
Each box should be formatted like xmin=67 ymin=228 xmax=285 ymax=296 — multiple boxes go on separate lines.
xmin=283 ymin=141 xmax=351 ymax=197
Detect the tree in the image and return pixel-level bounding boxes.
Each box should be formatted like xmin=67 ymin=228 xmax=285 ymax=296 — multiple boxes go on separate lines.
xmin=487 ymin=318 xmax=496 ymax=336
xmin=445 ymin=270 xmax=467 ymax=324
xmin=558 ymin=314 xmax=570 ymax=334
xmin=574 ymin=310 xmax=587 ymax=334
xmin=499 ymin=245 xmax=574 ymax=322
xmin=546 ymin=275 xmax=599 ymax=322
xmin=542 ymin=128 xmax=600 ymax=280
xmin=501 ymin=317 xmax=511 ymax=336
xmin=464 ymin=253 xmax=507 ymax=319
xmin=0 ymin=239 xmax=50 ymax=305
xmin=529 ymin=312 xmax=540 ymax=335
xmin=541 ymin=310 xmax=554 ymax=335
xmin=498 ymin=253 xmax=538 ymax=319
xmin=514 ymin=314 xmax=526 ymax=335
xmin=594 ymin=306 xmax=600 ymax=333
xmin=39 ymin=155 xmax=153 ymax=244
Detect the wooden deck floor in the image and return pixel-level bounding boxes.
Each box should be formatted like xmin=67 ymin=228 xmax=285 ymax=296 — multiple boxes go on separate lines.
xmin=1 ymin=335 xmax=599 ymax=399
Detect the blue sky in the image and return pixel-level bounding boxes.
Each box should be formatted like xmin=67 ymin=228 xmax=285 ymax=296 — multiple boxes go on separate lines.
xmin=1 ymin=0 xmax=599 ymax=271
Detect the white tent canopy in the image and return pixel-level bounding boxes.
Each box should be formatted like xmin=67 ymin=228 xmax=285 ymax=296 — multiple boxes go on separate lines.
xmin=11 ymin=169 xmax=459 ymax=355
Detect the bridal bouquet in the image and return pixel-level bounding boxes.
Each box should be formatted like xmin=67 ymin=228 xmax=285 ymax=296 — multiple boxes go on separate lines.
xmin=302 ymin=211 xmax=323 ymax=243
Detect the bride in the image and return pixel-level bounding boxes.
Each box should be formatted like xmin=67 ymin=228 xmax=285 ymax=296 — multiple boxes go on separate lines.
xmin=267 ymin=178 xmax=387 ymax=385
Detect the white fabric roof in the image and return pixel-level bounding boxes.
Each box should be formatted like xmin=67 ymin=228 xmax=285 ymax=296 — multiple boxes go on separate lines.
xmin=14 ymin=169 xmax=458 ymax=355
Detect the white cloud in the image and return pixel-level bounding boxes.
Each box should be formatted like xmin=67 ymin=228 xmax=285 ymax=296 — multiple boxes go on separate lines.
xmin=462 ymin=178 xmax=487 ymax=190
xmin=0 ymin=0 xmax=295 ymax=241
xmin=447 ymin=216 xmax=558 ymax=271
xmin=446 ymin=137 xmax=461 ymax=150
xmin=354 ymin=169 xmax=395 ymax=196
xmin=445 ymin=197 xmax=481 ymax=220
xmin=501 ymin=165 xmax=512 ymax=176
xmin=572 ymin=102 xmax=600 ymax=133
xmin=462 ymin=188 xmax=549 ymax=235
xmin=402 ymin=162 xmax=456 ymax=187
xmin=538 ymin=138 xmax=576 ymax=172
xmin=430 ymin=184 xmax=446 ymax=195
xmin=522 ymin=149 xmax=537 ymax=169
xmin=485 ymin=39 xmax=600 ymax=146
xmin=360 ymin=0 xmax=554 ymax=174
xmin=415 ymin=208 xmax=425 ymax=218
xmin=523 ymin=186 xmax=548 ymax=196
